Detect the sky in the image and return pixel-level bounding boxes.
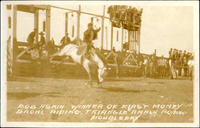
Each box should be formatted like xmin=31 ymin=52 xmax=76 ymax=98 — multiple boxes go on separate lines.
xmin=140 ymin=6 xmax=193 ymax=57
xmin=16 ymin=4 xmax=193 ymax=57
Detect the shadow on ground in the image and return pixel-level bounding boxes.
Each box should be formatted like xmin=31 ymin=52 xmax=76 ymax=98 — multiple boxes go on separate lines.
xmin=99 ymin=86 xmax=157 ymax=93
xmin=7 ymin=92 xmax=64 ymax=100
xmin=7 ymin=92 xmax=41 ymax=100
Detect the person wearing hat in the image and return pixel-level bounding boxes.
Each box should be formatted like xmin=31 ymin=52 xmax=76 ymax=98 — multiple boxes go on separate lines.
xmin=39 ymin=32 xmax=46 ymax=47
xmin=83 ymin=22 xmax=101 ymax=58
xmin=27 ymin=28 xmax=37 ymax=47
xmin=60 ymin=32 xmax=71 ymax=48
xmin=34 ymin=31 xmax=46 ymax=58
xmin=169 ymin=48 xmax=173 ymax=59
xmin=171 ymin=48 xmax=176 ymax=64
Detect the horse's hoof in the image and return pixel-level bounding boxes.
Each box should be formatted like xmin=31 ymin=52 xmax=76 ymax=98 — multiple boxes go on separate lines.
xmin=97 ymin=82 xmax=103 ymax=88
xmin=85 ymin=81 xmax=93 ymax=88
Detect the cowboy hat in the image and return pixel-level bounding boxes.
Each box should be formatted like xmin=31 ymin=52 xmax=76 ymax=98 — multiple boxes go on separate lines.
xmin=88 ymin=23 xmax=93 ymax=27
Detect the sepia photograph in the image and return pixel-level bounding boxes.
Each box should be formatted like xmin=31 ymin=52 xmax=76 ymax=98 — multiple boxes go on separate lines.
xmin=1 ymin=1 xmax=199 ymax=127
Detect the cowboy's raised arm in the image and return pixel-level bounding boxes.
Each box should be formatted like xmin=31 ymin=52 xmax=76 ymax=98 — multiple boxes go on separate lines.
xmin=60 ymin=36 xmax=65 ymax=44
xmin=95 ymin=27 xmax=101 ymax=32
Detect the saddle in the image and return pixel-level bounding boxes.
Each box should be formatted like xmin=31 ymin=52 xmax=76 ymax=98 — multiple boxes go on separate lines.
xmin=77 ymin=42 xmax=87 ymax=56
xmin=76 ymin=43 xmax=107 ymax=67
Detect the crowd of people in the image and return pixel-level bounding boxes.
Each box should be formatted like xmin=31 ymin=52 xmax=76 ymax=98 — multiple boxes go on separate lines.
xmin=111 ymin=47 xmax=193 ymax=79
xmin=26 ymin=28 xmax=71 ymax=60
xmin=26 ymin=20 xmax=101 ymax=60
xmin=169 ymin=48 xmax=193 ymax=66
xmin=168 ymin=48 xmax=193 ymax=78
xmin=25 ymin=25 xmax=193 ymax=79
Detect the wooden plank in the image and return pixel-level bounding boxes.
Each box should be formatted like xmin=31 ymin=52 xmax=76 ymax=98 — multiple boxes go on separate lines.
xmin=17 ymin=5 xmax=36 ymax=13
xmin=107 ymin=64 xmax=118 ymax=66
xmin=122 ymin=64 xmax=139 ymax=68
xmin=50 ymin=5 xmax=110 ymax=19
xmin=33 ymin=5 xmax=49 ymax=10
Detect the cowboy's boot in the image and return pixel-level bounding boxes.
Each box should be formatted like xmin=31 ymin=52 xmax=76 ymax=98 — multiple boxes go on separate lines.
xmin=85 ymin=50 xmax=93 ymax=61
xmin=85 ymin=52 xmax=90 ymax=59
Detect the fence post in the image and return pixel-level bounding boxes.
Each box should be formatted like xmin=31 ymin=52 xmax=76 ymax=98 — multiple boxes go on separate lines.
xmin=45 ymin=5 xmax=51 ymax=43
xmin=137 ymin=29 xmax=141 ymax=53
xmin=13 ymin=5 xmax=17 ymax=62
xmin=34 ymin=9 xmax=39 ymax=43
xmin=101 ymin=5 xmax=105 ymax=50
xmin=121 ymin=28 xmax=124 ymax=51
xmin=77 ymin=5 xmax=81 ymax=43
xmin=111 ymin=24 xmax=113 ymax=50
xmin=65 ymin=12 xmax=68 ymax=36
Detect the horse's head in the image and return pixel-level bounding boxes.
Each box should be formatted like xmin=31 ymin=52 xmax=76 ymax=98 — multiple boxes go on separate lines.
xmin=71 ymin=38 xmax=83 ymax=45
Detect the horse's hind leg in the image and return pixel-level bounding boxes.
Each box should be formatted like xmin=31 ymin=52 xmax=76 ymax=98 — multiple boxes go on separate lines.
xmin=83 ymin=61 xmax=92 ymax=87
xmin=97 ymin=68 xmax=103 ymax=83
xmin=97 ymin=68 xmax=104 ymax=88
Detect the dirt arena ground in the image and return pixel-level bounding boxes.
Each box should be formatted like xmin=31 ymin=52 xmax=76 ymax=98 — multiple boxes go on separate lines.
xmin=7 ymin=76 xmax=193 ymax=123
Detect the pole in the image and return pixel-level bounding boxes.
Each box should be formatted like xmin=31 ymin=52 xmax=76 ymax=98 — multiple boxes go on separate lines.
xmin=65 ymin=12 xmax=68 ymax=36
xmin=121 ymin=28 xmax=124 ymax=51
xmin=77 ymin=5 xmax=81 ymax=42
xmin=45 ymin=6 xmax=51 ymax=43
xmin=111 ymin=24 xmax=113 ymax=50
xmin=34 ymin=9 xmax=39 ymax=43
xmin=13 ymin=5 xmax=17 ymax=41
xmin=137 ymin=29 xmax=141 ymax=54
xmin=128 ymin=30 xmax=130 ymax=50
xmin=13 ymin=5 xmax=17 ymax=61
xmin=135 ymin=31 xmax=136 ymax=52
xmin=101 ymin=5 xmax=105 ymax=50
xmin=105 ymin=26 xmax=108 ymax=50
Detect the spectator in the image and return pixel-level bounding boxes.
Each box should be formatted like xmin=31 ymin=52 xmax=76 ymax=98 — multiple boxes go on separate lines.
xmin=39 ymin=32 xmax=46 ymax=47
xmin=38 ymin=32 xmax=46 ymax=57
xmin=168 ymin=48 xmax=193 ymax=78
xmin=172 ymin=49 xmax=176 ymax=63
xmin=27 ymin=28 xmax=37 ymax=47
xmin=180 ymin=50 xmax=184 ymax=66
xmin=169 ymin=48 xmax=173 ymax=59
xmin=112 ymin=47 xmax=116 ymax=52
xmin=60 ymin=33 xmax=71 ymax=47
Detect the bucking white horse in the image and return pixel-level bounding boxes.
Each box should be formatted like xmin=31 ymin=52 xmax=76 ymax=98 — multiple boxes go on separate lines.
xmin=50 ymin=42 xmax=107 ymax=87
